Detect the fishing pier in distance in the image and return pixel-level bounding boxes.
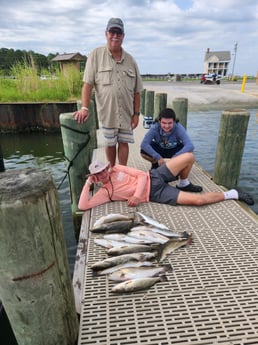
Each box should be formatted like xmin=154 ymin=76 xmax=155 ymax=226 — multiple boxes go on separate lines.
xmin=74 ymin=109 xmax=258 ymax=344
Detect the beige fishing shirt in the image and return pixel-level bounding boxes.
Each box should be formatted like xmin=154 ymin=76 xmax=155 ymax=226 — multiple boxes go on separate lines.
xmin=83 ymin=46 xmax=143 ymax=129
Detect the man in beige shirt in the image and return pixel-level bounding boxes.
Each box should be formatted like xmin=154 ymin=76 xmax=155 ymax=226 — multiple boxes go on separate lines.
xmin=74 ymin=18 xmax=143 ymax=166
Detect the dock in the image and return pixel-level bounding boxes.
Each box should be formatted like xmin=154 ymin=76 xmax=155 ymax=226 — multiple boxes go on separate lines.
xmin=73 ymin=119 xmax=258 ymax=345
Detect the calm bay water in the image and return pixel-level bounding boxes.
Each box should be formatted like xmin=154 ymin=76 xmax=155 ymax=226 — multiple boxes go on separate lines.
xmin=187 ymin=109 xmax=258 ymax=215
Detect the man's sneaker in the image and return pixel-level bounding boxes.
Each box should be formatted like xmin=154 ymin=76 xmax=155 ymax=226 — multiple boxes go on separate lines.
xmin=238 ymin=191 xmax=254 ymax=206
xmin=176 ymin=182 xmax=203 ymax=193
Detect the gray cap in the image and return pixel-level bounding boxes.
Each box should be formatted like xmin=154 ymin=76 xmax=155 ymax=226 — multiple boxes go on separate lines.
xmin=106 ymin=18 xmax=124 ymax=33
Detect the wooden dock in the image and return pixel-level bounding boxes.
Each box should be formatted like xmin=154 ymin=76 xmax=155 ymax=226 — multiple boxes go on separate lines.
xmin=74 ymin=119 xmax=258 ymax=345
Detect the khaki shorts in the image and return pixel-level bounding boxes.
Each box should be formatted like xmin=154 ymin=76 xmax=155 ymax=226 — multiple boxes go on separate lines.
xmin=102 ymin=127 xmax=134 ymax=146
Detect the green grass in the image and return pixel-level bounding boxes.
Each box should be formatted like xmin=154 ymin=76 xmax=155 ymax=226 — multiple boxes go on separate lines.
xmin=0 ymin=62 xmax=83 ymax=102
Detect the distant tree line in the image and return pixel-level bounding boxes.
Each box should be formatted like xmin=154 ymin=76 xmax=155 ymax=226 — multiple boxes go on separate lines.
xmin=0 ymin=48 xmax=59 ymax=75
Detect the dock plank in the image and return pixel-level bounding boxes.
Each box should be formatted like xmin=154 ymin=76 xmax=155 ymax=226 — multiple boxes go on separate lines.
xmin=76 ymin=119 xmax=258 ymax=344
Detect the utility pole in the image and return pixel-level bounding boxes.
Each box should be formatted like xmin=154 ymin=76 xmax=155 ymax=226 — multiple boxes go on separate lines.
xmin=231 ymin=42 xmax=238 ymax=80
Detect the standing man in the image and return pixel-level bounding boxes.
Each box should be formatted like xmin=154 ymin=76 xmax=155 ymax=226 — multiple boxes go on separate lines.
xmin=74 ymin=18 xmax=143 ymax=166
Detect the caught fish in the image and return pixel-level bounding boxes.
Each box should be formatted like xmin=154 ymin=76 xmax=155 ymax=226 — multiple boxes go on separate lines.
xmin=93 ymin=213 xmax=135 ymax=228
xmin=128 ymin=228 xmax=169 ymax=244
xmin=94 ymin=238 xmax=128 ymax=249
xmin=90 ymin=220 xmax=139 ymax=233
xmin=91 ymin=252 xmax=157 ymax=271
xmin=157 ymin=234 xmax=193 ymax=262
xmin=104 ymin=233 xmax=154 ymax=245
xmin=107 ymin=244 xmax=157 ymax=256
xmin=111 ymin=275 xmax=168 ymax=293
xmin=137 ymin=211 xmax=169 ymax=230
xmin=96 ymin=261 xmax=154 ymax=276
xmin=108 ymin=264 xmax=173 ymax=281
xmin=131 ymin=225 xmax=190 ymax=240
xmin=146 ymin=228 xmax=191 ymax=240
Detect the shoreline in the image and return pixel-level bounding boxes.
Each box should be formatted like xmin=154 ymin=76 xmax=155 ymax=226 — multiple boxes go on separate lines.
xmin=143 ymin=80 xmax=258 ymax=112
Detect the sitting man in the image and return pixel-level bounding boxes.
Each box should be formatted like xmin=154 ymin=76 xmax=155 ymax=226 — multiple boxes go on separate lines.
xmin=140 ymin=108 xmax=200 ymax=193
xmin=78 ymin=153 xmax=254 ymax=210
xmin=140 ymin=108 xmax=193 ymax=164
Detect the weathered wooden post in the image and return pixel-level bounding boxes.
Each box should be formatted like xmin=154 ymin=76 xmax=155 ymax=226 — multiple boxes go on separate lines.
xmin=0 ymin=143 xmax=5 ymax=172
xmin=145 ymin=90 xmax=155 ymax=118
xmin=60 ymin=100 xmax=98 ymax=239
xmin=154 ymin=93 xmax=167 ymax=119
xmin=213 ymin=109 xmax=250 ymax=188
xmin=140 ymin=89 xmax=146 ymax=115
xmin=173 ymin=97 xmax=188 ymax=129
xmin=0 ymin=168 xmax=79 ymax=345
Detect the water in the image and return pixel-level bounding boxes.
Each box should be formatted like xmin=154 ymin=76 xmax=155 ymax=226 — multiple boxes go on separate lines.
xmin=0 ymin=133 xmax=77 ymax=273
xmin=187 ymin=109 xmax=258 ymax=214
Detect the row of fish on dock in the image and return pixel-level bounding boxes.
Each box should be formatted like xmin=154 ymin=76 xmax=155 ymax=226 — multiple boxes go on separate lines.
xmin=89 ymin=212 xmax=193 ymax=293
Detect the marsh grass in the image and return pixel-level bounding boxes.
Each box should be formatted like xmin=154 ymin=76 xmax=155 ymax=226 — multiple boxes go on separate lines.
xmin=0 ymin=61 xmax=82 ymax=102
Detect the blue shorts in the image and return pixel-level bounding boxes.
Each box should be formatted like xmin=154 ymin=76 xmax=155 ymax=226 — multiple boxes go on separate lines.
xmin=102 ymin=127 xmax=134 ymax=146
xmin=149 ymin=164 xmax=179 ymax=205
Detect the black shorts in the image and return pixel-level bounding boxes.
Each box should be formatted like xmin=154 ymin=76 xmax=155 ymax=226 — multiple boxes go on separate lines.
xmin=149 ymin=164 xmax=179 ymax=206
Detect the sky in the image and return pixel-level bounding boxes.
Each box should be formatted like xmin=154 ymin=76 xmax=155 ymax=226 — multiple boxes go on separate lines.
xmin=1 ymin=0 xmax=258 ymax=76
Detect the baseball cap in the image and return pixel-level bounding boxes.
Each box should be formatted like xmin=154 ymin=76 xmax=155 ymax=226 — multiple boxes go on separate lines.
xmin=106 ymin=18 xmax=124 ymax=33
xmin=89 ymin=160 xmax=110 ymax=174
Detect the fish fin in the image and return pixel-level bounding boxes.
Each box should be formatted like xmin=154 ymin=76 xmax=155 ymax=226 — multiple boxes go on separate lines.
xmin=159 ymin=274 xmax=168 ymax=282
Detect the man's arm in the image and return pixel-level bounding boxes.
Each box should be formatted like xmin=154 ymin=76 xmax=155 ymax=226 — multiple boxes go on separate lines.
xmin=131 ymin=92 xmax=141 ymax=129
xmin=73 ymin=82 xmax=93 ymax=124
xmin=78 ymin=180 xmax=111 ymax=210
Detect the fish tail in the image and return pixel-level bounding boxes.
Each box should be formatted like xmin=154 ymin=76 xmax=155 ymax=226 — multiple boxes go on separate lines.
xmin=163 ymin=263 xmax=173 ymax=273
xmin=157 ymin=242 xmax=165 ymax=262
xmin=182 ymin=230 xmax=190 ymax=239
xmin=186 ymin=233 xmax=193 ymax=245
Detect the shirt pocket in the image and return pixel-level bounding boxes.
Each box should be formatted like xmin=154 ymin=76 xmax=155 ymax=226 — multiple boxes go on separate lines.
xmin=125 ymin=69 xmax=136 ymax=91
xmin=97 ymin=66 xmax=113 ymax=85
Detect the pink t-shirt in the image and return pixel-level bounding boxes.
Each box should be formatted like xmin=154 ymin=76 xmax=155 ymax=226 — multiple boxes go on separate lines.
xmin=78 ymin=165 xmax=150 ymax=210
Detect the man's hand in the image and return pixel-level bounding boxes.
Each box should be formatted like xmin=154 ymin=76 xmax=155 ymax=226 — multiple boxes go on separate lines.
xmin=131 ymin=114 xmax=140 ymax=129
xmin=127 ymin=196 xmax=141 ymax=207
xmin=73 ymin=109 xmax=89 ymax=124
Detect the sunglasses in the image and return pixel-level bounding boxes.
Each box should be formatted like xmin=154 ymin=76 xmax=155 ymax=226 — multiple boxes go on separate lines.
xmin=108 ymin=29 xmax=123 ymax=36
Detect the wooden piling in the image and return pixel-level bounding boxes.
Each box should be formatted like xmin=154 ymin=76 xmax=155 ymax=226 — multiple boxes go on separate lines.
xmin=140 ymin=89 xmax=146 ymax=115
xmin=213 ymin=109 xmax=250 ymax=188
xmin=0 ymin=168 xmax=78 ymax=345
xmin=154 ymin=93 xmax=167 ymax=119
xmin=173 ymin=97 xmax=188 ymax=128
xmin=145 ymin=90 xmax=155 ymax=119
xmin=0 ymin=143 xmax=5 ymax=172
xmin=60 ymin=101 xmax=98 ymax=239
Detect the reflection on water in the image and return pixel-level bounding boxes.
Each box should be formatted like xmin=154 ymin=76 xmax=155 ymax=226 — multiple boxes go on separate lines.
xmin=1 ymin=133 xmax=77 ymax=273
xmin=187 ymin=109 xmax=258 ymax=214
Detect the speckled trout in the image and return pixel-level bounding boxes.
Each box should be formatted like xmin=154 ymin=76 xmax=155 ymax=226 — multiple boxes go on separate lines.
xmin=111 ymin=275 xmax=168 ymax=293
xmin=96 ymin=261 xmax=154 ymax=276
xmin=91 ymin=252 xmax=157 ymax=271
xmin=108 ymin=264 xmax=173 ymax=281
xmin=93 ymin=213 xmax=135 ymax=228
xmin=137 ymin=212 xmax=169 ymax=230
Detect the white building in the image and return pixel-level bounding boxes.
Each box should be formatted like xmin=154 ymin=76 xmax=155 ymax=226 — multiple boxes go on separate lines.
xmin=204 ymin=48 xmax=231 ymax=76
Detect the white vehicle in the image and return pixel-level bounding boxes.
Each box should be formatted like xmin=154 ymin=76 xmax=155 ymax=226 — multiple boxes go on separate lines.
xmin=200 ymin=73 xmax=221 ymax=85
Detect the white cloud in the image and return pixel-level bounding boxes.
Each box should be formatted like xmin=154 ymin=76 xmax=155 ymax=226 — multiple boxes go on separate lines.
xmin=0 ymin=0 xmax=258 ymax=75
